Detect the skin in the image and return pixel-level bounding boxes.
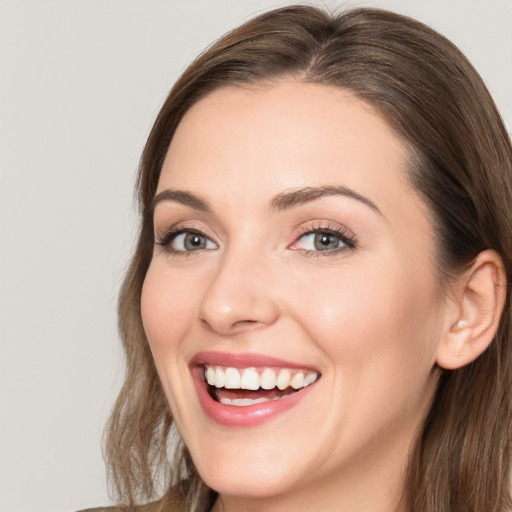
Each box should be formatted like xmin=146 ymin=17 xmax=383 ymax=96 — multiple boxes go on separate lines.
xmin=141 ymin=81 xmax=455 ymax=512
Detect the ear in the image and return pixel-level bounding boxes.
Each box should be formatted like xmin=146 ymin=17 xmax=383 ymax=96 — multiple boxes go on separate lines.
xmin=436 ymin=250 xmax=507 ymax=370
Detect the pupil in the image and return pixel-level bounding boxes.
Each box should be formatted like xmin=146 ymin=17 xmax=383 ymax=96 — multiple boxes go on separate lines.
xmin=314 ymin=233 xmax=338 ymax=250
xmin=185 ymin=233 xmax=205 ymax=250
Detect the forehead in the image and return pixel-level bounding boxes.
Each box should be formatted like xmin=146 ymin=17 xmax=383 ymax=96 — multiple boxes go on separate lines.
xmin=159 ymin=80 xmax=419 ymax=221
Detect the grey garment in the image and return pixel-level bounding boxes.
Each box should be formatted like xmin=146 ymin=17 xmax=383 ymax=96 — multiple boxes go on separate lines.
xmin=77 ymin=500 xmax=169 ymax=512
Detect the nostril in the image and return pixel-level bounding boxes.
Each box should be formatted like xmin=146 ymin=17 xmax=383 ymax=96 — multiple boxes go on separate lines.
xmin=200 ymin=317 xmax=268 ymax=334
xmin=232 ymin=319 xmax=263 ymax=329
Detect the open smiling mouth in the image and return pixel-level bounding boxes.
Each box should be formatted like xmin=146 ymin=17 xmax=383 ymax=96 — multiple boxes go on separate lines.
xmin=204 ymin=366 xmax=320 ymax=406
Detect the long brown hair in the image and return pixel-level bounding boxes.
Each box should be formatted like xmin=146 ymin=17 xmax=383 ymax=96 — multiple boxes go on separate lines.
xmin=105 ymin=6 xmax=512 ymax=511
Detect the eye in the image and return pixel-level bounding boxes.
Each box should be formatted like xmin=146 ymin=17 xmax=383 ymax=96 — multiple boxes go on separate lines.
xmin=290 ymin=224 xmax=356 ymax=255
xmin=156 ymin=229 xmax=217 ymax=254
xmin=298 ymin=232 xmax=344 ymax=251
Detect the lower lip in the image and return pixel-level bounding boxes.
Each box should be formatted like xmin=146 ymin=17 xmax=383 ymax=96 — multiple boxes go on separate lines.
xmin=191 ymin=367 xmax=317 ymax=427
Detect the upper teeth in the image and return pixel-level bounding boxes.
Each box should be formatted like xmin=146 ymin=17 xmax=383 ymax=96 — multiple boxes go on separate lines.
xmin=204 ymin=366 xmax=319 ymax=391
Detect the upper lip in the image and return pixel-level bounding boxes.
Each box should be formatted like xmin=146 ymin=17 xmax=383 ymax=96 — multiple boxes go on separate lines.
xmin=189 ymin=351 xmax=320 ymax=372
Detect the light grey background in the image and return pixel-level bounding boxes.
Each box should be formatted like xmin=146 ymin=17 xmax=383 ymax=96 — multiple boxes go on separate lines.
xmin=1 ymin=1 xmax=510 ymax=511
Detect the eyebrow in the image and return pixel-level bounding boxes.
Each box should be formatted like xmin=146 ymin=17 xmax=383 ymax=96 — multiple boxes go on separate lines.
xmin=150 ymin=185 xmax=382 ymax=216
xmin=269 ymin=185 xmax=383 ymax=216
xmin=150 ymin=189 xmax=211 ymax=213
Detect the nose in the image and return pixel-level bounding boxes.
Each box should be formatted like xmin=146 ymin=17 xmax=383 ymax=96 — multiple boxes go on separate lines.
xmin=198 ymin=249 xmax=280 ymax=336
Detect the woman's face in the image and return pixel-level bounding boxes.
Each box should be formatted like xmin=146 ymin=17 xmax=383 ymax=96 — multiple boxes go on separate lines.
xmin=142 ymin=81 xmax=446 ymax=508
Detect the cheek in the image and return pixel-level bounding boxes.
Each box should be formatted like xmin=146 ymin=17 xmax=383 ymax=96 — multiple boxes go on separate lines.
xmin=140 ymin=260 xmax=206 ymax=426
xmin=288 ymin=263 xmax=441 ymax=448
xmin=286 ymin=258 xmax=440 ymax=379
xmin=141 ymin=261 xmax=199 ymax=356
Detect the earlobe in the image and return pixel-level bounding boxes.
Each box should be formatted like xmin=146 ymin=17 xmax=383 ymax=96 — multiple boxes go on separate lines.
xmin=436 ymin=250 xmax=506 ymax=370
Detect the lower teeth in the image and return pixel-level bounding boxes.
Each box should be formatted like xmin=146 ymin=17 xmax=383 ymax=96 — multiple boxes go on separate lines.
xmin=220 ymin=397 xmax=268 ymax=406
xmin=218 ymin=391 xmax=296 ymax=406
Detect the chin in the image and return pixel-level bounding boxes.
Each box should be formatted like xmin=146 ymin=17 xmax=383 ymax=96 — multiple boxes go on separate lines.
xmin=199 ymin=460 xmax=295 ymax=499
xmin=185 ymin=431 xmax=309 ymax=499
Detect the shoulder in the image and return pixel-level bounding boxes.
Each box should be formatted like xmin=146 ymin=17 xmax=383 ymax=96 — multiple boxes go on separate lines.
xmin=77 ymin=500 xmax=169 ymax=512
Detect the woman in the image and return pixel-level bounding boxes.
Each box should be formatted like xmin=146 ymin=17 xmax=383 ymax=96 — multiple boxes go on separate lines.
xmin=95 ymin=5 xmax=512 ymax=512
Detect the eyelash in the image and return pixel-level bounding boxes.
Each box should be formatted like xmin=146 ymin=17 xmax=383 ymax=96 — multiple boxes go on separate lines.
xmin=155 ymin=226 xmax=217 ymax=258
xmin=155 ymin=222 xmax=357 ymax=258
xmin=291 ymin=222 xmax=357 ymax=257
